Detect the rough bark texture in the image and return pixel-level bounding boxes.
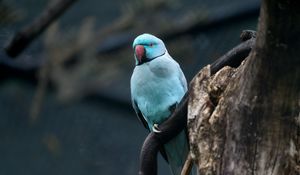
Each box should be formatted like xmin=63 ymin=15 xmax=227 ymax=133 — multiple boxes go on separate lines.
xmin=188 ymin=0 xmax=300 ymax=174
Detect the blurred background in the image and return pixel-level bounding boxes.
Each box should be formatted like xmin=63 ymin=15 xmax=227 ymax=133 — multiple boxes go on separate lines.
xmin=0 ymin=0 xmax=259 ymax=174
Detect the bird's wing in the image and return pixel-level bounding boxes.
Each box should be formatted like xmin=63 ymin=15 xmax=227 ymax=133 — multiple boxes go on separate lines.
xmin=132 ymin=99 xmax=169 ymax=162
xmin=132 ymin=99 xmax=149 ymax=131
xmin=178 ymin=66 xmax=188 ymax=91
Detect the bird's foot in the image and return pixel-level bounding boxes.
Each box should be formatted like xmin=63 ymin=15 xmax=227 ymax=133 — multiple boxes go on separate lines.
xmin=152 ymin=124 xmax=161 ymax=133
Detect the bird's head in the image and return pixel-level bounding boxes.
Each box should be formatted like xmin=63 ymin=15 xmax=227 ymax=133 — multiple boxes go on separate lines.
xmin=132 ymin=33 xmax=166 ymax=66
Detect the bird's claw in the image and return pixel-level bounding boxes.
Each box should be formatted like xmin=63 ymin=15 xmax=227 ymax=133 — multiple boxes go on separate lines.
xmin=152 ymin=124 xmax=161 ymax=133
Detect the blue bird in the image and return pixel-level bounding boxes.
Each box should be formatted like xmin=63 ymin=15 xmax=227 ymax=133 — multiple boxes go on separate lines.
xmin=130 ymin=33 xmax=189 ymax=175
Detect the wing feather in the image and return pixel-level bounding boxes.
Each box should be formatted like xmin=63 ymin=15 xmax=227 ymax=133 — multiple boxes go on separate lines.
xmin=132 ymin=99 xmax=149 ymax=131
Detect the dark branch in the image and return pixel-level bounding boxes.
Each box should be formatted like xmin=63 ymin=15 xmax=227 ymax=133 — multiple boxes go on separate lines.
xmin=210 ymin=39 xmax=255 ymax=74
xmin=139 ymin=30 xmax=256 ymax=175
xmin=4 ymin=0 xmax=78 ymax=58
xmin=240 ymin=30 xmax=257 ymax=41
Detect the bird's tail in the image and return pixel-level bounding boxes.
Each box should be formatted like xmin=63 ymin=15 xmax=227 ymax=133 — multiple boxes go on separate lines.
xmin=164 ymin=130 xmax=195 ymax=175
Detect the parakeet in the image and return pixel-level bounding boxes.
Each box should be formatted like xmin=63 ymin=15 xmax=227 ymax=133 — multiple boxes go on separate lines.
xmin=130 ymin=33 xmax=189 ymax=175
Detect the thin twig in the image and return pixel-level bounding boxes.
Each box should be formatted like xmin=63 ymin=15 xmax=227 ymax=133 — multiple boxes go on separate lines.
xmin=29 ymin=58 xmax=52 ymax=124
xmin=181 ymin=153 xmax=194 ymax=175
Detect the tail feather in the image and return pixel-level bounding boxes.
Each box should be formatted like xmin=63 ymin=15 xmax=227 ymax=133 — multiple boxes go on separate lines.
xmin=164 ymin=130 xmax=189 ymax=175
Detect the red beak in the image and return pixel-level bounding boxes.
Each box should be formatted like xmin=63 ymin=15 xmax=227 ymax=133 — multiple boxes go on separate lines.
xmin=135 ymin=45 xmax=145 ymax=63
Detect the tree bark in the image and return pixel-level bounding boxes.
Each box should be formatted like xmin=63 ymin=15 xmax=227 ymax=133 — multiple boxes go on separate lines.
xmin=188 ymin=0 xmax=300 ymax=174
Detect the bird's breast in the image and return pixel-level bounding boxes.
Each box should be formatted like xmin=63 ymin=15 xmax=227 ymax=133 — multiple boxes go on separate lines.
xmin=131 ymin=57 xmax=186 ymax=126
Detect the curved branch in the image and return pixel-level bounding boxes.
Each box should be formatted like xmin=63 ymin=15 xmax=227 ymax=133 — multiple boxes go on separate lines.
xmin=210 ymin=38 xmax=255 ymax=74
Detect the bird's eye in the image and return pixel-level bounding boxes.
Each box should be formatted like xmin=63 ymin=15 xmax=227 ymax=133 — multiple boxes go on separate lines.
xmin=149 ymin=43 xmax=153 ymax=47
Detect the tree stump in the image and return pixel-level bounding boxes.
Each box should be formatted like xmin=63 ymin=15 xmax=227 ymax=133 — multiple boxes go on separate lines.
xmin=188 ymin=0 xmax=300 ymax=174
